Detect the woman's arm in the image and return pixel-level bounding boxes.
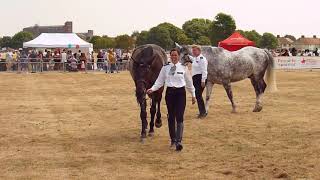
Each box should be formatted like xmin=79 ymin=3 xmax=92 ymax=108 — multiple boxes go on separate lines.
xmin=148 ymin=67 xmax=166 ymax=93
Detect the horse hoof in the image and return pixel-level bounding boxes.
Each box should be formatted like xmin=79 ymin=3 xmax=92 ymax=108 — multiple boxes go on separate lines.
xmin=231 ymin=109 xmax=237 ymax=114
xmin=140 ymin=138 xmax=146 ymax=143
xmin=155 ymin=121 xmax=162 ymax=128
xmin=253 ymin=106 xmax=263 ymax=112
xmin=148 ymin=132 xmax=154 ymax=137
xmin=141 ymin=133 xmax=147 ymax=139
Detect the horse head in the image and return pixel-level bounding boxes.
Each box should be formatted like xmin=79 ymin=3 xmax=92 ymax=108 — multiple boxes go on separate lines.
xmin=175 ymin=43 xmax=193 ymax=65
xmin=132 ymin=46 xmax=155 ymax=103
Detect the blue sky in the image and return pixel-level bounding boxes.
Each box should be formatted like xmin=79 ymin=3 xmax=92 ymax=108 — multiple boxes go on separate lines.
xmin=1 ymin=0 xmax=319 ymax=37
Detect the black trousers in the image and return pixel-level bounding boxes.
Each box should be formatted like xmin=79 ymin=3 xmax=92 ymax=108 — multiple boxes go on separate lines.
xmin=165 ymin=87 xmax=186 ymax=142
xmin=193 ymin=74 xmax=206 ymax=115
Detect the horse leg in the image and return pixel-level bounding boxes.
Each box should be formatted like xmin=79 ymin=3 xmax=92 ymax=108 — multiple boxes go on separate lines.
xmin=205 ymin=82 xmax=214 ymax=114
xmin=149 ymin=97 xmax=156 ymax=136
xmin=250 ymin=77 xmax=265 ymax=112
xmin=223 ymin=83 xmax=237 ymax=113
xmin=140 ymin=99 xmax=148 ymax=140
xmin=155 ymin=93 xmax=162 ymax=128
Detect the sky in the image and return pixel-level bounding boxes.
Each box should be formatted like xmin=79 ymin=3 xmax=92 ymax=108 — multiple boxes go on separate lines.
xmin=1 ymin=0 xmax=319 ymax=38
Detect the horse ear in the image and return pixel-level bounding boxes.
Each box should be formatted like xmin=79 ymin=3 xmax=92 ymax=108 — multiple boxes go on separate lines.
xmin=142 ymin=46 xmax=153 ymax=57
xmin=175 ymin=42 xmax=182 ymax=49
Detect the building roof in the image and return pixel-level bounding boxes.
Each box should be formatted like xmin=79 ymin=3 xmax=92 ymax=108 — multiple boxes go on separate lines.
xmin=278 ymin=37 xmax=294 ymax=45
xmin=294 ymin=37 xmax=320 ymax=45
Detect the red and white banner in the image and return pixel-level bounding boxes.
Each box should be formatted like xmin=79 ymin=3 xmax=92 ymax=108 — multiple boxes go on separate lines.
xmin=274 ymin=56 xmax=320 ymax=69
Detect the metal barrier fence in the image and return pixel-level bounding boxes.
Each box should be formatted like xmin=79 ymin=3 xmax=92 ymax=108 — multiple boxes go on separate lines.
xmin=0 ymin=58 xmax=129 ymax=73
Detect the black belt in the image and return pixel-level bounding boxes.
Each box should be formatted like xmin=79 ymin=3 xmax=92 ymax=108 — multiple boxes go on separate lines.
xmin=167 ymin=86 xmax=185 ymax=90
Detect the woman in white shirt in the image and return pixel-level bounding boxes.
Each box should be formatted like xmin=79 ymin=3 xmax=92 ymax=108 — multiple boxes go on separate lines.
xmin=147 ymin=48 xmax=196 ymax=151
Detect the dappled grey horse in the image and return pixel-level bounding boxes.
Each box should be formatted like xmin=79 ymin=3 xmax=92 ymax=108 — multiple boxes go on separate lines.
xmin=177 ymin=44 xmax=277 ymax=113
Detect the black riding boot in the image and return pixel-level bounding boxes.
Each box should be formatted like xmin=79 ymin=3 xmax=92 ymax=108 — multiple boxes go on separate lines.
xmin=176 ymin=122 xmax=184 ymax=151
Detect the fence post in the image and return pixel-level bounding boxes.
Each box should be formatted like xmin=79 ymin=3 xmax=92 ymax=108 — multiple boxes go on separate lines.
xmin=41 ymin=60 xmax=43 ymax=73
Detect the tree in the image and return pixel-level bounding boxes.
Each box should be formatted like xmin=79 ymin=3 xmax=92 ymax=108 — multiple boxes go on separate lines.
xmin=92 ymin=36 xmax=115 ymax=49
xmin=0 ymin=36 xmax=12 ymax=48
xmin=197 ymin=36 xmax=211 ymax=45
xmin=176 ymin=33 xmax=193 ymax=45
xmin=115 ymin=34 xmax=134 ymax=49
xmin=182 ymin=18 xmax=212 ymax=43
xmin=11 ymin=31 xmax=34 ymax=49
xmin=260 ymin=33 xmax=278 ymax=49
xmin=284 ymin=34 xmax=296 ymax=41
xmin=238 ymin=30 xmax=262 ymax=47
xmin=209 ymin=13 xmax=236 ymax=46
xmin=147 ymin=26 xmax=173 ymax=50
xmin=89 ymin=36 xmax=101 ymax=45
xmin=157 ymin=22 xmax=184 ymax=43
xmin=136 ymin=31 xmax=150 ymax=46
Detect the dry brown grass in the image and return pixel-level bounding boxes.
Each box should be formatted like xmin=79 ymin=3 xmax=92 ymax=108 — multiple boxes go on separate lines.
xmin=0 ymin=70 xmax=319 ymax=180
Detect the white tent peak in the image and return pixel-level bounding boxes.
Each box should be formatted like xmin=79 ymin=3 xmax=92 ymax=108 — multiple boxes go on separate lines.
xmin=23 ymin=33 xmax=93 ymax=48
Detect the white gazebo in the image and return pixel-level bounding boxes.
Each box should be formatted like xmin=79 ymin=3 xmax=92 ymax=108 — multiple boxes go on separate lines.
xmin=23 ymin=33 xmax=93 ymax=54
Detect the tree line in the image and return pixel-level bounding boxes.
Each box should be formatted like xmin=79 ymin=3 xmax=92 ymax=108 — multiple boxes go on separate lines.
xmin=0 ymin=12 xmax=280 ymax=50
xmin=0 ymin=31 xmax=34 ymax=49
xmin=92 ymin=13 xmax=279 ymax=50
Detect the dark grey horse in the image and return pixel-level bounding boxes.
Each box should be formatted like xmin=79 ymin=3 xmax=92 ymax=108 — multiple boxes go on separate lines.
xmin=177 ymin=44 xmax=277 ymax=113
xmin=129 ymin=44 xmax=167 ymax=140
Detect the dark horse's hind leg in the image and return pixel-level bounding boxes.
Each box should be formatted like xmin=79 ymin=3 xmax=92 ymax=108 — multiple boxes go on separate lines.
xmin=155 ymin=93 xmax=162 ymax=128
xmin=139 ymin=98 xmax=148 ymax=139
xmin=250 ymin=76 xmax=267 ymax=112
xmin=223 ymin=83 xmax=237 ymax=113
xmin=149 ymin=97 xmax=157 ymax=136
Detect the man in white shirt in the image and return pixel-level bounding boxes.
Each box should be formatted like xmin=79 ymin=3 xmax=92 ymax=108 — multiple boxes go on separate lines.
xmin=191 ymin=45 xmax=208 ymax=118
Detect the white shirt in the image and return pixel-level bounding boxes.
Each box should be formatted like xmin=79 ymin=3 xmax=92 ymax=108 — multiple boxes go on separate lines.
xmin=61 ymin=52 xmax=67 ymax=63
xmin=151 ymin=62 xmax=196 ymax=97
xmin=192 ymin=54 xmax=208 ymax=82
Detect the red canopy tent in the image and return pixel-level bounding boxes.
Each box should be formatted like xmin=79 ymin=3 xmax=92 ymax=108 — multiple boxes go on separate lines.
xmin=218 ymin=32 xmax=255 ymax=51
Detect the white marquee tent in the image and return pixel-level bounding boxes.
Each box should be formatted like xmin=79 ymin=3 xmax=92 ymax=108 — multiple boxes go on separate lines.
xmin=23 ymin=33 xmax=93 ymax=53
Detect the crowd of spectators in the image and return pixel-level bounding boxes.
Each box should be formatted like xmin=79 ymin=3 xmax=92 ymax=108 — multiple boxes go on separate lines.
xmin=273 ymin=48 xmax=320 ymax=57
xmin=0 ymin=48 xmax=131 ymax=73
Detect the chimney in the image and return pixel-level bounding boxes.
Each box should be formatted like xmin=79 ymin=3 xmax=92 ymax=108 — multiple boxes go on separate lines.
xmin=313 ymin=35 xmax=317 ymax=38
xmin=277 ymin=35 xmax=280 ymax=38
xmin=301 ymin=35 xmax=305 ymax=38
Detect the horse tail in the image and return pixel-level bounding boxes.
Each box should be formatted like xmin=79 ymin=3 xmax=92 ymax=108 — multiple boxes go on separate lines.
xmin=264 ymin=50 xmax=278 ymax=92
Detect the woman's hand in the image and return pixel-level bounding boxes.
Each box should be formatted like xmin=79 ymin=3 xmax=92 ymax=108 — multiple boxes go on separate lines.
xmin=146 ymin=89 xmax=153 ymax=95
xmin=192 ymin=97 xmax=196 ymax=105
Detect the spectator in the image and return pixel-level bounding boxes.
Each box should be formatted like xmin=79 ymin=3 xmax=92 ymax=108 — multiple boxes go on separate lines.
xmin=29 ymin=50 xmax=38 ymax=73
xmin=80 ymin=53 xmax=87 ymax=71
xmin=6 ymin=51 xmax=13 ymax=71
xmin=108 ymin=50 xmax=116 ymax=73
xmin=69 ymin=53 xmax=78 ymax=72
xmin=53 ymin=51 xmax=61 ymax=71
xmin=291 ymin=47 xmax=297 ymax=56
xmin=97 ymin=51 xmax=104 ymax=71
xmin=38 ymin=51 xmax=44 ymax=72
xmin=313 ymin=48 xmax=319 ymax=56
xmin=103 ymin=50 xmax=109 ymax=72
xmin=44 ymin=51 xmax=51 ymax=71
xmin=61 ymin=49 xmax=67 ymax=71
xmin=116 ymin=52 xmax=121 ymax=73
xmin=20 ymin=51 xmax=28 ymax=72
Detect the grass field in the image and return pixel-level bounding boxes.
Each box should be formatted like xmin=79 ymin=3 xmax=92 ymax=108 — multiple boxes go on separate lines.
xmin=0 ymin=70 xmax=319 ymax=179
